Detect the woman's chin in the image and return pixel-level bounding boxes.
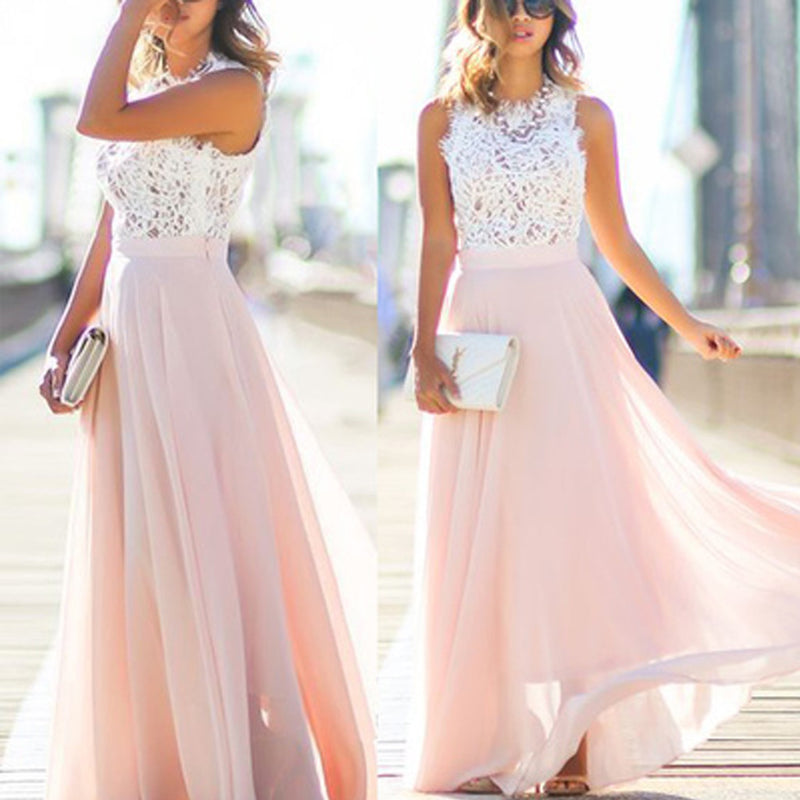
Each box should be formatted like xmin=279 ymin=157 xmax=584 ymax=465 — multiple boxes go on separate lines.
xmin=504 ymin=40 xmax=543 ymax=57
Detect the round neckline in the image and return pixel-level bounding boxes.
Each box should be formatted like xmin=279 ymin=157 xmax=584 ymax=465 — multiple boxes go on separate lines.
xmin=163 ymin=49 xmax=218 ymax=83
xmin=493 ymin=75 xmax=556 ymax=109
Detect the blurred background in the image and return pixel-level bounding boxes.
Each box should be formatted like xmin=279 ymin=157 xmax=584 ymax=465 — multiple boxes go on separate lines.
xmin=0 ymin=2 xmax=378 ymax=790
xmin=375 ymin=4 xmax=800 ymax=793
xmin=378 ymin=0 xmax=800 ymax=458
xmin=0 ymin=0 xmax=378 ymax=372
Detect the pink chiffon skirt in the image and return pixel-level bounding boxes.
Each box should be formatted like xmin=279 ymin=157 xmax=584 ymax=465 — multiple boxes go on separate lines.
xmin=403 ymin=240 xmax=800 ymax=796
xmin=43 ymin=235 xmax=376 ymax=800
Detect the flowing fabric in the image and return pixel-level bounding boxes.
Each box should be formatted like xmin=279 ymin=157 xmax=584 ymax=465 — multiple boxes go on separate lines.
xmin=403 ymin=241 xmax=800 ymax=797
xmin=44 ymin=234 xmax=376 ymax=800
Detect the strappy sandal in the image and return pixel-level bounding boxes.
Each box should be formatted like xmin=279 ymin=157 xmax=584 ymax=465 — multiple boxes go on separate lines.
xmin=512 ymin=783 xmax=544 ymax=798
xmin=542 ymin=773 xmax=590 ymax=795
xmin=456 ymin=775 xmax=545 ymax=796
xmin=456 ymin=776 xmax=503 ymax=794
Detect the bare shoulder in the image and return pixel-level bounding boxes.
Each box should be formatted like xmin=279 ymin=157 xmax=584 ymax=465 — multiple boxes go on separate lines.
xmin=575 ymin=93 xmax=616 ymax=144
xmin=418 ymin=97 xmax=452 ymax=140
xmin=190 ymin=66 xmax=265 ymax=147
xmin=201 ymin=66 xmax=264 ymax=93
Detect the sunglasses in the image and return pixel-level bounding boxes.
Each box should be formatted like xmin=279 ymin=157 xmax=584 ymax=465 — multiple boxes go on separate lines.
xmin=502 ymin=0 xmax=556 ymax=18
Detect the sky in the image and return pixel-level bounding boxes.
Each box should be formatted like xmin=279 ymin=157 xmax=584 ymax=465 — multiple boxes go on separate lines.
xmin=0 ymin=0 xmax=380 ymax=245
xmin=375 ymin=0 xmax=694 ymax=294
xmin=0 ymin=0 xmax=692 ymax=283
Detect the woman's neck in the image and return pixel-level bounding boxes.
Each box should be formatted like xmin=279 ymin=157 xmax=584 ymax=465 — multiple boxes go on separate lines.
xmin=494 ymin=57 xmax=546 ymax=102
xmin=164 ymin=39 xmax=213 ymax=79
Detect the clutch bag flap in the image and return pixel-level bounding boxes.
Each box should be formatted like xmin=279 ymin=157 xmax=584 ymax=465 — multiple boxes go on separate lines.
xmin=61 ymin=325 xmax=109 ymax=406
xmin=403 ymin=331 xmax=520 ymax=411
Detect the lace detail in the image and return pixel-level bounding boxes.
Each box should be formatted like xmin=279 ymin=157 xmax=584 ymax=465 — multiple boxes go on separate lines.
xmin=440 ymin=76 xmax=586 ymax=249
xmin=96 ymin=50 xmax=266 ymax=240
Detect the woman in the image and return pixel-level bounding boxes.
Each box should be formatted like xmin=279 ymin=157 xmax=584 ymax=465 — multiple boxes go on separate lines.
xmin=405 ymin=0 xmax=800 ymax=796
xmin=37 ymin=1 xmax=376 ymax=798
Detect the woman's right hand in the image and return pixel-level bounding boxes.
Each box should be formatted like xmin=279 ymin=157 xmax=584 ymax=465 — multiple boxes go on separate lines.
xmin=39 ymin=349 xmax=80 ymax=414
xmin=122 ymin=0 xmax=180 ymax=21
xmin=412 ymin=348 xmax=461 ymax=414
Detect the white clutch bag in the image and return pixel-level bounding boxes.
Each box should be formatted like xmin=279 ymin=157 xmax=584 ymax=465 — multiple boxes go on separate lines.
xmin=60 ymin=325 xmax=110 ymax=407
xmin=403 ymin=332 xmax=520 ymax=411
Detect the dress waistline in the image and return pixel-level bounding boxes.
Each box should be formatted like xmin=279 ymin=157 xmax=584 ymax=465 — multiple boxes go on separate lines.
xmin=111 ymin=234 xmax=229 ymax=260
xmin=457 ymin=241 xmax=581 ymax=270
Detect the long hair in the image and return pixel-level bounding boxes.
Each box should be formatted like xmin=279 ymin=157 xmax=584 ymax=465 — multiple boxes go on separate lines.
xmin=439 ymin=0 xmax=584 ymax=113
xmin=127 ymin=0 xmax=279 ymax=91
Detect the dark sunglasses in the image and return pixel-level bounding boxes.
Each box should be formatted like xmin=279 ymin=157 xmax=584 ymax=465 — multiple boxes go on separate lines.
xmin=503 ymin=0 xmax=556 ymax=18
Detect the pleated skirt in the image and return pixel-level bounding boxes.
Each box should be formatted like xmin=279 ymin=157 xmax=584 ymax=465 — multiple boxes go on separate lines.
xmin=44 ymin=234 xmax=376 ymax=800
xmin=404 ymin=241 xmax=800 ymax=796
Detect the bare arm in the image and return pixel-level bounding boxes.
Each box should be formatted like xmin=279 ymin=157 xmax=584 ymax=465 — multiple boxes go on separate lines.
xmin=578 ymin=95 xmax=741 ymax=362
xmin=76 ymin=0 xmax=263 ymax=149
xmin=38 ymin=201 xmax=114 ymax=414
xmin=409 ymin=99 xmax=461 ymax=414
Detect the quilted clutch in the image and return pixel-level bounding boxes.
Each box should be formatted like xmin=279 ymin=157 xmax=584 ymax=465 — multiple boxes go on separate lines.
xmin=60 ymin=325 xmax=109 ymax=407
xmin=403 ymin=332 xmax=520 ymax=411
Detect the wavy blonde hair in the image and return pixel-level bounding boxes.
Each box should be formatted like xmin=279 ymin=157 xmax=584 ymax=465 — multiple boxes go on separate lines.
xmin=125 ymin=0 xmax=279 ymax=91
xmin=439 ymin=0 xmax=584 ymax=113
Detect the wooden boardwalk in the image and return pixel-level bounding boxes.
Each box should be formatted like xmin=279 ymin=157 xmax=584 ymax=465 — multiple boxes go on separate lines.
xmin=0 ymin=292 xmax=376 ymax=799
xmin=376 ymin=390 xmax=800 ymax=798
xmin=6 ymin=304 xmax=800 ymax=798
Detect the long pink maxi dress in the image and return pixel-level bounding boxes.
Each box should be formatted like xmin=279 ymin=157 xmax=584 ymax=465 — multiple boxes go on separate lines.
xmin=402 ymin=76 xmax=800 ymax=796
xmin=43 ymin=51 xmax=376 ymax=800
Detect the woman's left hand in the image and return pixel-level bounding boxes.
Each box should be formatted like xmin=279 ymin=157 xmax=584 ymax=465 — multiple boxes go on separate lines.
xmin=681 ymin=317 xmax=743 ymax=362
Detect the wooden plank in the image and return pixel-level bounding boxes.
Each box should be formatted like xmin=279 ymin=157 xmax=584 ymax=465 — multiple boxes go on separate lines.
xmin=376 ymin=389 xmax=800 ymax=795
xmin=0 ymin=293 xmax=377 ymax=793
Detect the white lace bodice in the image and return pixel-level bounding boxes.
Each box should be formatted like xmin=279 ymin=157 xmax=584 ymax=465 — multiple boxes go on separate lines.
xmin=96 ymin=50 xmax=266 ymax=241
xmin=440 ymin=76 xmax=586 ymax=249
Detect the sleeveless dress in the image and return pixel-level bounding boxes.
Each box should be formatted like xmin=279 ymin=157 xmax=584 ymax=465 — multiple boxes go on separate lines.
xmin=402 ymin=76 xmax=800 ymax=796
xmin=43 ymin=51 xmax=376 ymax=800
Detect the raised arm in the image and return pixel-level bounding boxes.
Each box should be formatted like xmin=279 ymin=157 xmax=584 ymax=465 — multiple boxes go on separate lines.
xmin=38 ymin=200 xmax=115 ymax=414
xmin=410 ymin=99 xmax=461 ymax=414
xmin=76 ymin=0 xmax=263 ymax=150
xmin=577 ymin=94 xmax=741 ymax=362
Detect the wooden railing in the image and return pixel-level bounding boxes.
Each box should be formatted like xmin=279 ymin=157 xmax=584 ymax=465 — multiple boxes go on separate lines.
xmin=663 ymin=305 xmax=800 ymax=463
